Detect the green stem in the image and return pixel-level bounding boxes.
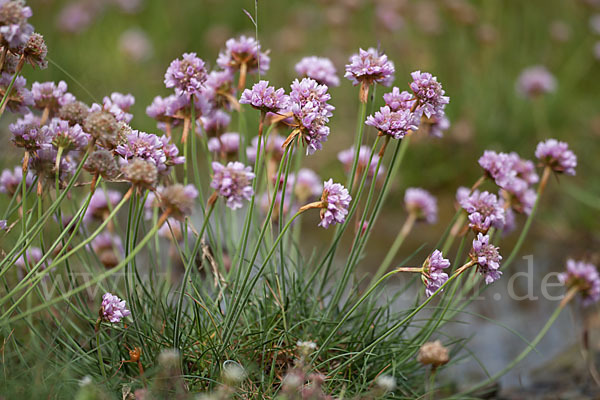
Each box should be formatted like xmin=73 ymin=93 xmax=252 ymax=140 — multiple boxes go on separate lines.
xmin=347 ymin=100 xmax=368 ymax=193
xmin=96 ymin=327 xmax=108 ymax=381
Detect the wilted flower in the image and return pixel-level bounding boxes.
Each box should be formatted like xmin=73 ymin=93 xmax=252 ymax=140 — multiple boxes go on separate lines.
xmin=295 ymin=56 xmax=339 ymax=87
xmin=288 ymin=78 xmax=335 ymax=154
xmin=0 ymin=166 xmax=33 ymax=195
xmin=100 ymin=292 xmax=130 ymax=323
xmin=404 ymin=188 xmax=437 ymax=224
xmin=58 ymin=100 xmax=89 ymax=126
xmin=23 ymin=32 xmax=47 ymax=69
xmin=164 ymin=52 xmax=207 ymax=97
xmin=558 ymin=259 xmax=600 ymax=306
xmin=516 ymin=66 xmax=557 ymax=98
xmin=366 ymin=105 xmax=418 ymax=140
xmin=409 ymin=70 xmax=450 ymax=119
xmin=84 ymin=149 xmax=119 ymax=180
xmin=417 ymin=340 xmax=449 ymax=367
xmin=460 ymin=190 xmax=506 ymax=233
xmin=84 ymin=111 xmax=119 ymax=149
xmin=207 ymin=132 xmax=240 ymax=157
xmin=423 ymin=250 xmax=450 ymax=297
xmin=318 ymin=179 xmax=351 ymax=229
xmin=217 ymin=35 xmax=270 ymax=75
xmin=535 ymin=139 xmax=577 ymax=176
xmin=338 ymin=145 xmax=383 ymax=180
xmin=210 ymin=161 xmax=255 ymax=210
xmin=470 ymin=233 xmax=502 ymax=284
xmin=160 ymin=184 xmax=198 ymax=219
xmin=239 ymin=80 xmax=288 ymax=113
xmin=344 ymin=47 xmax=395 ymax=87
xmin=122 ymin=158 xmax=158 ymax=189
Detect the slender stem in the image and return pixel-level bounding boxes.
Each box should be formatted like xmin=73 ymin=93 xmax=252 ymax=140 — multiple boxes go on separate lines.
xmin=96 ymin=327 xmax=108 ymax=381
xmin=173 ymin=204 xmax=215 ymax=349
xmin=502 ymin=166 xmax=551 ymax=269
xmin=347 ymin=100 xmax=368 ymax=193
xmin=0 ymin=54 xmax=24 ymax=116
xmin=370 ymin=212 xmax=417 ymax=285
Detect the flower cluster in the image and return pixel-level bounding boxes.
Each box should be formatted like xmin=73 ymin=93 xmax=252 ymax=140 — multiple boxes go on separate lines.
xmin=516 ymin=66 xmax=556 ymax=98
xmin=404 ymin=188 xmax=437 ymax=224
xmin=423 ymin=250 xmax=450 ymax=297
xmin=295 ymin=56 xmax=339 ymax=87
xmin=535 ymin=139 xmax=577 ymax=176
xmin=210 ymin=161 xmax=255 ymax=210
xmin=478 ymin=150 xmax=539 ymax=214
xmin=0 ymin=71 xmax=32 ymax=113
xmin=559 ymin=259 xmax=600 ymax=306
xmin=0 ymin=0 xmax=34 ymax=49
xmin=470 ymin=233 xmax=502 ymax=284
xmin=239 ymin=80 xmax=288 ymax=113
xmin=0 ymin=166 xmax=33 ymax=195
xmin=318 ymin=179 xmax=351 ymax=229
xmin=460 ymin=190 xmax=506 ymax=233
xmin=31 ymin=81 xmax=75 ymax=114
xmin=344 ymin=47 xmax=395 ymax=87
xmin=288 ymin=78 xmax=335 ymax=154
xmin=366 ymin=105 xmax=418 ymax=139
xmin=44 ymin=117 xmax=90 ymax=151
xmin=164 ymin=52 xmax=207 ymax=97
xmin=409 ymin=71 xmax=450 ymax=120
xmin=160 ymin=184 xmax=198 ymax=219
xmin=100 ymin=292 xmax=130 ymax=323
xmin=207 ymin=132 xmax=240 ymax=158
xmin=217 ymin=35 xmax=270 ymax=75
xmin=116 ymin=130 xmax=184 ymax=174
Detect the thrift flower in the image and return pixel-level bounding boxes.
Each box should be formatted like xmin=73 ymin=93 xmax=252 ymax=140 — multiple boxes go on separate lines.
xmin=338 ymin=145 xmax=383 ymax=180
xmin=535 ymin=139 xmax=577 ymax=176
xmin=207 ymin=132 xmax=240 ymax=157
xmin=217 ymin=35 xmax=270 ymax=75
xmin=200 ymin=110 xmax=231 ymax=137
xmin=366 ymin=105 xmax=418 ymax=140
xmin=318 ymin=179 xmax=351 ymax=229
xmin=470 ymin=233 xmax=502 ymax=284
xmin=558 ymin=259 xmax=600 ymax=306
xmin=239 ymin=80 xmax=288 ymax=113
xmin=210 ymin=161 xmax=255 ymax=210
xmin=10 ymin=113 xmax=45 ymax=151
xmin=0 ymin=0 xmax=33 ymax=49
xmin=423 ymin=250 xmax=450 ymax=297
xmin=43 ymin=118 xmax=90 ymax=151
xmin=0 ymin=166 xmax=33 ymax=195
xmin=516 ymin=66 xmax=556 ymax=98
xmin=0 ymin=72 xmax=33 ymax=114
xmin=409 ymin=70 xmax=449 ymax=119
xmin=164 ymin=52 xmax=207 ymax=97
xmin=100 ymin=293 xmax=130 ymax=323
xmin=383 ymin=87 xmax=416 ymax=111
xmin=160 ymin=184 xmax=198 ymax=219
xmin=84 ymin=189 xmax=122 ymax=223
xmin=460 ymin=190 xmax=506 ymax=233
xmin=404 ymin=188 xmax=437 ymax=224
xmin=31 ymin=81 xmax=75 ymax=114
xmin=344 ymin=47 xmax=395 ymax=87
xmin=295 ymin=56 xmax=339 ymax=87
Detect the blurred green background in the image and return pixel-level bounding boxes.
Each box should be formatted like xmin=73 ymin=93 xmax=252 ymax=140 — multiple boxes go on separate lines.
xmin=4 ymin=0 xmax=600 ymax=261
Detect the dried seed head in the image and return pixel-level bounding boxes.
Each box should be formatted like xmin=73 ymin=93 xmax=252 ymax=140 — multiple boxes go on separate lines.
xmin=24 ymin=32 xmax=47 ymax=69
xmin=122 ymin=158 xmax=158 ymax=189
xmin=84 ymin=111 xmax=119 ymax=149
xmin=84 ymin=149 xmax=119 ymax=180
xmin=99 ymin=250 xmax=119 ymax=269
xmin=160 ymin=184 xmax=198 ymax=220
xmin=417 ymin=340 xmax=449 ymax=367
xmin=59 ymin=101 xmax=89 ymax=126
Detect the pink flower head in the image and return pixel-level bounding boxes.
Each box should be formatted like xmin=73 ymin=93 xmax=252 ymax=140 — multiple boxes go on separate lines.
xmin=84 ymin=189 xmax=122 ymax=223
xmin=460 ymin=190 xmax=506 ymax=233
xmin=293 ymin=168 xmax=322 ymax=202
xmin=295 ymin=56 xmax=340 ymax=87
xmin=516 ymin=66 xmax=556 ymax=98
xmin=164 ymin=52 xmax=207 ymax=97
xmin=409 ymin=71 xmax=449 ymax=120
xmin=239 ymin=80 xmax=288 ymax=113
xmin=101 ymin=292 xmax=131 ymax=323
xmin=423 ymin=249 xmax=450 ymax=297
xmin=0 ymin=166 xmax=34 ymax=195
xmin=200 ymin=110 xmax=231 ymax=137
xmin=43 ymin=118 xmax=90 ymax=151
xmin=559 ymin=259 xmax=600 ymax=306
xmin=404 ymin=188 xmax=437 ymax=224
xmin=210 ymin=161 xmax=255 ymax=210
xmin=344 ymin=48 xmax=395 ymax=86
xmin=318 ymin=179 xmax=351 ymax=229
xmin=338 ymin=145 xmax=384 ymax=180
xmin=31 ymin=81 xmax=75 ymax=113
xmin=207 ymin=132 xmax=240 ymax=156
xmin=217 ymin=35 xmax=270 ymax=75
xmin=366 ymin=105 xmax=419 ymax=140
xmin=535 ymin=139 xmax=577 ymax=176
xmin=383 ymin=87 xmax=416 ymax=111
xmin=470 ymin=233 xmax=502 ymax=284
